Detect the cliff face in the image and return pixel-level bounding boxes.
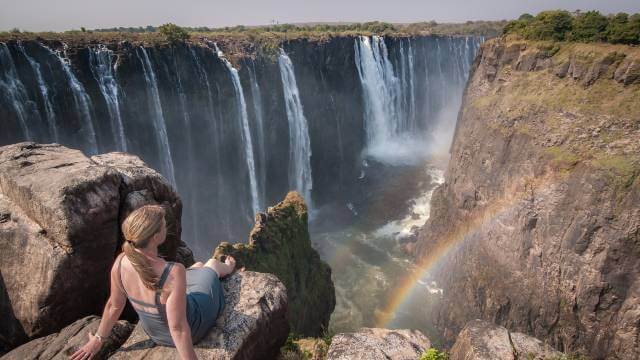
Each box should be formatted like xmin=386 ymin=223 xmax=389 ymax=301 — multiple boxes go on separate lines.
xmin=417 ymin=39 xmax=640 ymax=358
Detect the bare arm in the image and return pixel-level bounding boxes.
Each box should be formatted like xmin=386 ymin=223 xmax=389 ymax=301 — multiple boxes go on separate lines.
xmin=71 ymin=257 xmax=128 ymax=360
xmin=166 ymin=264 xmax=197 ymax=360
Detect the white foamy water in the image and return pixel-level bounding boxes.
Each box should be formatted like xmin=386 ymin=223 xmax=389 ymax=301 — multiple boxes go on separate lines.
xmin=374 ymin=166 xmax=445 ymax=240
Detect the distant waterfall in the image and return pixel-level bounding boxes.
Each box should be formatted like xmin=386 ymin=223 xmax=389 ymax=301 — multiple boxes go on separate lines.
xmin=1 ymin=36 xmax=481 ymax=249
xmin=0 ymin=43 xmax=33 ymax=140
xmin=88 ymin=46 xmax=127 ymax=151
xmin=247 ymin=60 xmax=267 ymax=207
xmin=278 ymin=49 xmax=313 ymax=206
xmin=398 ymin=39 xmax=416 ymax=131
xmin=354 ymin=36 xmax=403 ymax=146
xmin=136 ymin=47 xmax=176 ymax=186
xmin=53 ymin=46 xmax=99 ymax=154
xmin=17 ymin=42 xmax=57 ymax=142
xmin=216 ymin=46 xmax=261 ymax=217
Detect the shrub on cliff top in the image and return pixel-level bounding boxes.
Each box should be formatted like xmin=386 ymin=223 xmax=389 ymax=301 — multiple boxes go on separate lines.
xmin=158 ymin=23 xmax=189 ymax=42
xmin=503 ymin=9 xmax=640 ymax=44
xmin=522 ymin=10 xmax=574 ymax=41
xmin=571 ymin=10 xmax=609 ymax=42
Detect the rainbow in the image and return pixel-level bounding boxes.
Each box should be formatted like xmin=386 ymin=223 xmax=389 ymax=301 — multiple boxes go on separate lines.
xmin=374 ymin=176 xmax=554 ymax=328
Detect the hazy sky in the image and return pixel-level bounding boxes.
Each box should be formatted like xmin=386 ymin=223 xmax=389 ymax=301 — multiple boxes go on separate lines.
xmin=2 ymin=0 xmax=639 ymax=32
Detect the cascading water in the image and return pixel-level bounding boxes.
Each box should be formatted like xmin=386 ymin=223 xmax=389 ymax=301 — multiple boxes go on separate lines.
xmin=215 ymin=45 xmax=261 ymax=217
xmin=247 ymin=59 xmax=267 ymax=208
xmin=0 ymin=43 xmax=33 ymax=140
xmin=88 ymin=46 xmax=127 ymax=151
xmin=1 ymin=35 xmax=481 ymax=260
xmin=136 ymin=47 xmax=176 ymax=186
xmin=53 ymin=45 xmax=99 ymax=155
xmin=278 ymin=49 xmax=313 ymax=207
xmin=354 ymin=36 xmax=404 ymax=147
xmin=17 ymin=42 xmax=57 ymax=142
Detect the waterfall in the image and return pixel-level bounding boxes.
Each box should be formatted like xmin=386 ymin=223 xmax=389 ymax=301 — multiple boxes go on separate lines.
xmin=215 ymin=45 xmax=261 ymax=217
xmin=17 ymin=42 xmax=58 ymax=142
xmin=354 ymin=36 xmax=403 ymax=146
xmin=88 ymin=46 xmax=127 ymax=151
xmin=278 ymin=49 xmax=313 ymax=206
xmin=136 ymin=47 xmax=176 ymax=186
xmin=0 ymin=43 xmax=33 ymax=140
xmin=51 ymin=45 xmax=99 ymax=154
xmin=247 ymin=59 xmax=267 ymax=207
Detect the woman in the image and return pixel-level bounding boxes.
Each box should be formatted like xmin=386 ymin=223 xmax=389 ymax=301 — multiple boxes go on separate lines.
xmin=71 ymin=205 xmax=235 ymax=360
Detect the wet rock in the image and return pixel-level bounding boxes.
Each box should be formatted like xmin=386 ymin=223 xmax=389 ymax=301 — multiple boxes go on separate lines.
xmin=2 ymin=316 xmax=133 ymax=360
xmin=110 ymin=271 xmax=288 ymax=360
xmin=450 ymin=320 xmax=561 ymax=360
xmin=326 ymin=328 xmax=430 ymax=360
xmin=214 ymin=192 xmax=335 ymax=336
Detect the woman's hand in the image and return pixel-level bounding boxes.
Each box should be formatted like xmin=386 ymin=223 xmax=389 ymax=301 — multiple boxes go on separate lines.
xmin=70 ymin=333 xmax=102 ymax=360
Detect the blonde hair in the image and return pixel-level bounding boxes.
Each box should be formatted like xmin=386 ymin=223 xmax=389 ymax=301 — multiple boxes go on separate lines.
xmin=121 ymin=205 xmax=166 ymax=291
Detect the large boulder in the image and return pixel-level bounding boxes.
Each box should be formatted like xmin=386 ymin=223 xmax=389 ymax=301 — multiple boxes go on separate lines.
xmin=110 ymin=271 xmax=288 ymax=360
xmin=91 ymin=152 xmax=193 ymax=265
xmin=0 ymin=143 xmax=121 ymax=349
xmin=2 ymin=316 xmax=133 ymax=360
xmin=0 ymin=143 xmax=191 ymax=351
xmin=214 ymin=191 xmax=335 ymax=336
xmin=450 ymin=320 xmax=562 ymax=360
xmin=326 ymin=328 xmax=431 ymax=360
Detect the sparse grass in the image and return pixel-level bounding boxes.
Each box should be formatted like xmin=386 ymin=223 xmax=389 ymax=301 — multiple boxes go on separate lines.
xmin=277 ymin=332 xmax=329 ymax=360
xmin=420 ymin=348 xmax=449 ymax=360
xmin=591 ymin=154 xmax=639 ymax=188
xmin=545 ymin=146 xmax=581 ymax=169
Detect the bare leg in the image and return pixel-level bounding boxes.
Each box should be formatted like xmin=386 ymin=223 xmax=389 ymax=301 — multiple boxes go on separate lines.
xmin=189 ymin=261 xmax=204 ymax=269
xmin=204 ymin=256 xmax=236 ymax=278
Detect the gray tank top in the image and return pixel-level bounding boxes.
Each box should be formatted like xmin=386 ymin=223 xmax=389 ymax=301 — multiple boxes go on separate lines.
xmin=117 ymin=255 xmax=177 ymax=346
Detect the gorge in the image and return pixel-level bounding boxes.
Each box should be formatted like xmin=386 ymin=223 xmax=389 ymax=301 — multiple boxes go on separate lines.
xmin=4 ymin=19 xmax=637 ymax=359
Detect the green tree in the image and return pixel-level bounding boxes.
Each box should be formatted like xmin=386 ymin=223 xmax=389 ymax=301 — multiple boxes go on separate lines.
xmin=523 ymin=10 xmax=574 ymax=41
xmin=158 ymin=23 xmax=190 ymax=42
xmin=607 ymin=13 xmax=640 ymax=44
xmin=571 ymin=10 xmax=608 ymax=41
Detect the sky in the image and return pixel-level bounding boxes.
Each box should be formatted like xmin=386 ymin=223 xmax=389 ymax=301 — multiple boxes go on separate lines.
xmin=1 ymin=0 xmax=639 ymax=32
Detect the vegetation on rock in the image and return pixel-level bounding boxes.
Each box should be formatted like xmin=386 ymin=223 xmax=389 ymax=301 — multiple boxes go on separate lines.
xmin=420 ymin=348 xmax=449 ymax=360
xmin=214 ymin=191 xmax=336 ymax=337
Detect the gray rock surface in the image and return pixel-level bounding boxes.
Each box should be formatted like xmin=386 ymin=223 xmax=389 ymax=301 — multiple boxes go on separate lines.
xmin=0 ymin=143 xmax=192 ymax=351
xmin=110 ymin=271 xmax=289 ymax=360
xmin=0 ymin=143 xmax=121 ymax=348
xmin=326 ymin=328 xmax=430 ymax=360
xmin=91 ymin=152 xmax=193 ymax=265
xmin=449 ymin=320 xmax=561 ymax=360
xmin=2 ymin=316 xmax=133 ymax=360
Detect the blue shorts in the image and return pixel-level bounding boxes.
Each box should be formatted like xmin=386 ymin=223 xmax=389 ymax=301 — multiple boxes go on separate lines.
xmin=185 ymin=267 xmax=225 ymax=343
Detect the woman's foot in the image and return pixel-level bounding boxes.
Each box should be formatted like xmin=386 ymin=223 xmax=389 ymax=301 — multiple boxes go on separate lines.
xmin=204 ymin=255 xmax=236 ymax=278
